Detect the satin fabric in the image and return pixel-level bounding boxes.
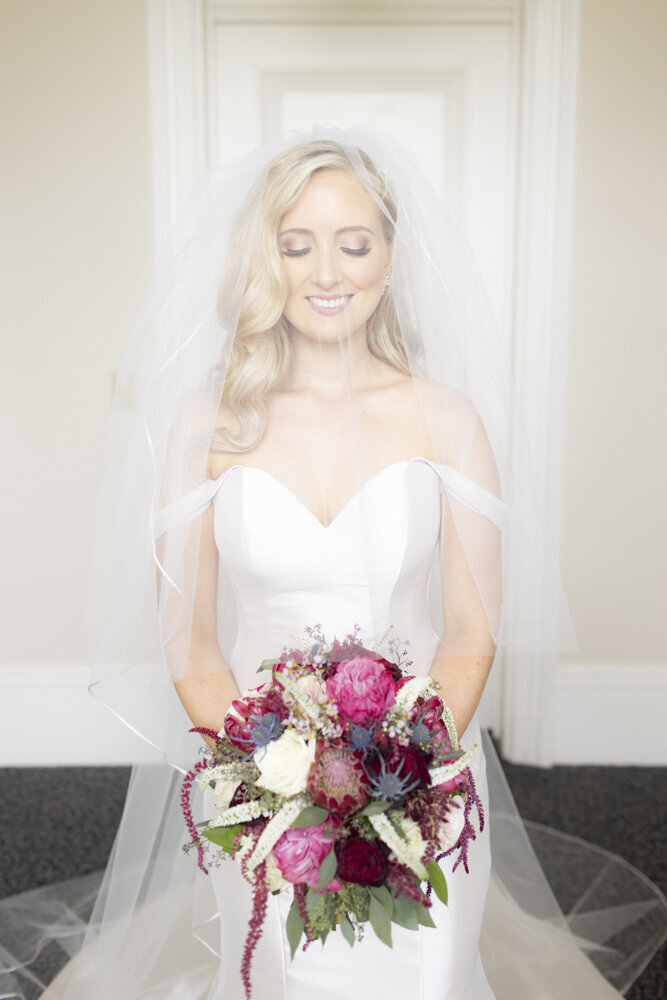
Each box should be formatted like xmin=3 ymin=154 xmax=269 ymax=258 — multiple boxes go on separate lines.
xmin=205 ymin=457 xmax=498 ymax=999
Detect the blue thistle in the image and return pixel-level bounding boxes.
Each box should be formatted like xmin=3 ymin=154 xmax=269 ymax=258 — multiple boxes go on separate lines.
xmin=410 ymin=720 xmax=430 ymax=746
xmin=350 ymin=723 xmax=375 ymax=752
xmin=365 ymin=755 xmax=423 ymax=803
xmin=250 ymin=712 xmax=283 ymax=749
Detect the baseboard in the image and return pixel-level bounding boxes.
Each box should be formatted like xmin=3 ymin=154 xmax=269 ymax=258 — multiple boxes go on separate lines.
xmin=1 ymin=662 xmax=666 ymax=767
xmin=549 ymin=663 xmax=667 ymax=766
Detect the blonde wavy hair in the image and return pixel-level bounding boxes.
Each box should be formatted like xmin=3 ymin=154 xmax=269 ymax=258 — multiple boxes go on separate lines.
xmin=213 ymin=140 xmax=410 ymax=452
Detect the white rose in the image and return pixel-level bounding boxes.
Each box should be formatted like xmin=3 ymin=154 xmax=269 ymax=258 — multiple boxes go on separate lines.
xmin=213 ymin=777 xmax=240 ymax=811
xmin=439 ymin=796 xmax=466 ymax=851
xmin=255 ymin=730 xmax=316 ymax=797
xmin=265 ymin=850 xmax=291 ymax=893
xmin=396 ymin=814 xmax=426 ymax=857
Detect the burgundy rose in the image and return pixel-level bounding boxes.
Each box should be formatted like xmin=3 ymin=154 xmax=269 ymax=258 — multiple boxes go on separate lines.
xmin=308 ymin=741 xmax=370 ymax=816
xmin=393 ymin=745 xmax=432 ymax=787
xmin=326 ymin=657 xmax=398 ymax=725
xmin=364 ymin=745 xmax=431 ymax=802
xmin=336 ymin=836 xmax=388 ymax=887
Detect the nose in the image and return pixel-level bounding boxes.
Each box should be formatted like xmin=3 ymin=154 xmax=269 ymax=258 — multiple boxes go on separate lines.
xmin=311 ymin=241 xmax=340 ymax=290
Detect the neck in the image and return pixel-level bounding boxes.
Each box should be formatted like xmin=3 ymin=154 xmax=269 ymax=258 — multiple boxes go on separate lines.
xmin=285 ymin=326 xmax=380 ymax=396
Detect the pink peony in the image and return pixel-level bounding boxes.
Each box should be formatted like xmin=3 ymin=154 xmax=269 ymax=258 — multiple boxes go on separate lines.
xmin=308 ymin=741 xmax=370 ymax=816
xmin=273 ymin=822 xmax=341 ymax=892
xmin=326 ymin=657 xmax=398 ymax=725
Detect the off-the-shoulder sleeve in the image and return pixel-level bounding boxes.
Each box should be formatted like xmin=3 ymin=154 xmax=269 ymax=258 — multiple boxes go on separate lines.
xmin=152 ymin=476 xmax=224 ymax=540
xmin=415 ymin=458 xmax=507 ymax=530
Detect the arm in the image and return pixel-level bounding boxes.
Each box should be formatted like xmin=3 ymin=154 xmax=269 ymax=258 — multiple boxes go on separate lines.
xmin=428 ymin=491 xmax=497 ymax=738
xmin=171 ymin=502 xmax=241 ymax=742
xmin=428 ymin=409 xmax=502 ymax=738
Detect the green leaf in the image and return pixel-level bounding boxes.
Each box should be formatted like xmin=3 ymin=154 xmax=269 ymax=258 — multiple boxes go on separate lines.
xmin=369 ymin=885 xmax=393 ymax=915
xmin=203 ymin=824 xmax=243 ymax=852
xmin=286 ymin=899 xmax=305 ymax=960
xmin=416 ymin=902 xmax=436 ymax=928
xmin=392 ymin=892 xmax=419 ymax=930
xmin=339 ymin=914 xmax=355 ymax=948
xmin=258 ymin=659 xmax=278 ymax=672
xmin=359 ymin=800 xmax=392 ymax=817
xmin=426 ymin=860 xmax=448 ymax=905
xmin=305 ymin=887 xmax=320 ymax=919
xmin=369 ymin=894 xmax=393 ymax=947
xmin=291 ymin=806 xmax=330 ymax=828
xmin=316 ymin=847 xmax=338 ymax=892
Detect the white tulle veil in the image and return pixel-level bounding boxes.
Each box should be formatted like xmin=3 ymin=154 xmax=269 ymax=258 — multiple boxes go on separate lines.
xmin=1 ymin=125 xmax=664 ymax=1000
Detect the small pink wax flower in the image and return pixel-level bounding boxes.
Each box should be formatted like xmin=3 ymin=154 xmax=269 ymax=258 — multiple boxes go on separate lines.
xmin=326 ymin=657 xmax=397 ymax=725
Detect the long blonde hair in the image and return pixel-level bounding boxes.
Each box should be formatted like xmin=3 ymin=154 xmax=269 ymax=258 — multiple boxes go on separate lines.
xmin=213 ymin=140 xmax=410 ymax=451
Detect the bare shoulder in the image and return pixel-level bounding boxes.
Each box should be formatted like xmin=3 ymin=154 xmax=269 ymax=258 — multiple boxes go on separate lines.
xmin=206 ymin=399 xmax=243 ymax=480
xmin=410 ymin=379 xmax=480 ymax=449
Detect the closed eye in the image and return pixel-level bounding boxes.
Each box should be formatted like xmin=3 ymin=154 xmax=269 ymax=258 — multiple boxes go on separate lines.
xmin=341 ymin=247 xmax=371 ymax=256
xmin=282 ymin=247 xmax=311 ymax=257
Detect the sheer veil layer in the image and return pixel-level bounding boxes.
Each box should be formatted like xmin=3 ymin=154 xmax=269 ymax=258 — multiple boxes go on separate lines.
xmin=1 ymin=126 xmax=664 ymax=1000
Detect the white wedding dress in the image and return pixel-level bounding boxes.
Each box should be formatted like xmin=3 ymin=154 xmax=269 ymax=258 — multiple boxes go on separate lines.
xmin=31 ymin=457 xmax=656 ymax=1000
xmin=204 ymin=457 xmax=497 ymax=1000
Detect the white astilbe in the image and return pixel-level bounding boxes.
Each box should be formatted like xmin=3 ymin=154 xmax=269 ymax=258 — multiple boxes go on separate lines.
xmin=369 ymin=812 xmax=428 ymax=881
xmin=208 ymin=799 xmax=269 ymax=828
xmin=246 ymin=793 xmax=310 ymax=872
xmin=429 ymin=744 xmax=478 ymax=785
xmin=198 ymin=761 xmax=248 ymax=791
xmin=392 ymin=676 xmax=437 ymax=714
xmin=440 ymin=702 xmax=461 ymax=751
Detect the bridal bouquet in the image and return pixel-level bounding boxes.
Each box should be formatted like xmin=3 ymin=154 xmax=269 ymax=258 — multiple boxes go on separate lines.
xmin=182 ymin=626 xmax=483 ymax=999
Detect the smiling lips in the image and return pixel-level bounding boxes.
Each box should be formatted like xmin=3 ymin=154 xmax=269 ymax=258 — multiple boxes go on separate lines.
xmin=306 ymin=294 xmax=353 ymax=315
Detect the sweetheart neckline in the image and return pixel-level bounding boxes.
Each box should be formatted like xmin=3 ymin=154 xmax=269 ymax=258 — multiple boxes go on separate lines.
xmin=211 ymin=457 xmax=438 ymax=530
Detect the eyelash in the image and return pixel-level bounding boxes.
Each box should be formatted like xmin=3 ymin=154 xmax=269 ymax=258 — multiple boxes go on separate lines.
xmin=281 ymin=247 xmax=371 ymax=257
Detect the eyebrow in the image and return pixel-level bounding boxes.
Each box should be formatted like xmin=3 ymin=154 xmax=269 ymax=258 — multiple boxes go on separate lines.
xmin=278 ymin=226 xmax=375 ymax=238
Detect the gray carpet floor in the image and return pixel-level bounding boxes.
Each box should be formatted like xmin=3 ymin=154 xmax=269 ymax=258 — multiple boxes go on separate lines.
xmin=0 ymin=758 xmax=665 ymax=997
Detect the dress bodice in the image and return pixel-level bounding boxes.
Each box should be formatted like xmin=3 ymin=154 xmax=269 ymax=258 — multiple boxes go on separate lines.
xmin=154 ymin=457 xmax=506 ymax=692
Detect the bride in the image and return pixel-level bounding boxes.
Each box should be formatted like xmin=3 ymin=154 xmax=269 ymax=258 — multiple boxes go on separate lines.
xmin=3 ymin=128 xmax=664 ymax=1000
xmin=167 ymin=140 xmax=501 ymax=999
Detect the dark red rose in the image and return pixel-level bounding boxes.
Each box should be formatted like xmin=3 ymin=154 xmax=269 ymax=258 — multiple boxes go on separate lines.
xmin=336 ymin=836 xmax=388 ymax=886
xmin=365 ymin=744 xmax=432 ymax=800
xmin=374 ymin=656 xmax=405 ymax=683
xmin=393 ymin=744 xmax=432 ymax=786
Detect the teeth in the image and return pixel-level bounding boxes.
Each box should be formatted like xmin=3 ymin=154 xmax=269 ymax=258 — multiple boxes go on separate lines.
xmin=309 ymin=296 xmax=349 ymax=309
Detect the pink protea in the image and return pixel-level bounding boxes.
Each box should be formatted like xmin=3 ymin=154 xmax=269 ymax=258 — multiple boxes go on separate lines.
xmin=326 ymin=657 xmax=398 ymax=725
xmin=308 ymin=740 xmax=370 ymax=816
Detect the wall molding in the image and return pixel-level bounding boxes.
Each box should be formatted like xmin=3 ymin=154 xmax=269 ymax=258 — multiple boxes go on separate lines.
xmin=499 ymin=0 xmax=581 ymax=765
xmin=2 ymin=663 xmax=665 ymax=767
xmin=211 ymin=1 xmax=517 ymax=26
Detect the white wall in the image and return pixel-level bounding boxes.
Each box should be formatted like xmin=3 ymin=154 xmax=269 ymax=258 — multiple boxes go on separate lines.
xmin=1 ymin=0 xmax=666 ymax=765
